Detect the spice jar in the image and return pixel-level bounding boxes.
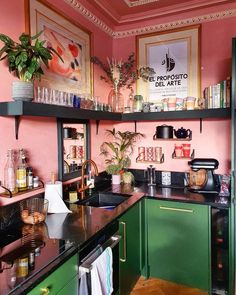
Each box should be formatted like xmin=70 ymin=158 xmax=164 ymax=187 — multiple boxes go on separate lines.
xmin=133 ymin=95 xmax=143 ymax=112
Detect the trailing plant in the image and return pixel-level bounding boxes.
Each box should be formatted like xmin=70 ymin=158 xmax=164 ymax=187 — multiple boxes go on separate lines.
xmin=100 ymin=128 xmax=144 ymax=175
xmin=0 ymin=31 xmax=62 ymax=82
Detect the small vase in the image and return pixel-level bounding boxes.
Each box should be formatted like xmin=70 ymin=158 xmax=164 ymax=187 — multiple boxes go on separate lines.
xmin=112 ymin=174 xmax=121 ymax=185
xmin=108 ymin=88 xmax=124 ymax=113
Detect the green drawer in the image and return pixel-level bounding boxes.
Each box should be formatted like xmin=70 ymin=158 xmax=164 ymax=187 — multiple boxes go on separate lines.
xmin=28 ymin=255 xmax=77 ymax=295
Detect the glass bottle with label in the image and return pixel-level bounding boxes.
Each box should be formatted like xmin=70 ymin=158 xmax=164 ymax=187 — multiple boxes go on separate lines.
xmin=27 ymin=167 xmax=33 ymax=189
xmin=4 ymin=149 xmax=17 ymax=194
xmin=16 ymin=149 xmax=27 ymax=191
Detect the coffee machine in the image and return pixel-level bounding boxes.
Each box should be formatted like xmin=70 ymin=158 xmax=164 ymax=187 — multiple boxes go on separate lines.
xmin=187 ymin=158 xmax=220 ymax=193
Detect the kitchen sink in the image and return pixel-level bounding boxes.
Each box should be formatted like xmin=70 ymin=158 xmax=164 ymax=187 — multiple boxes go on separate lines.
xmin=77 ymin=192 xmax=132 ymax=209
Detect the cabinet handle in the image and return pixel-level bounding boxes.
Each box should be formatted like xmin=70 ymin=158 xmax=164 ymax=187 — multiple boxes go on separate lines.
xmin=159 ymin=206 xmax=193 ymax=213
xmin=120 ymin=221 xmax=127 ymax=263
xmin=40 ymin=287 xmax=50 ymax=295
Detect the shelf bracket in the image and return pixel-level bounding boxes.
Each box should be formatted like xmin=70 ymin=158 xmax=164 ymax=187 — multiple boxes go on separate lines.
xmin=15 ymin=115 xmax=20 ymax=140
xmin=199 ymin=118 xmax=202 ymax=133
xmin=134 ymin=120 xmax=137 ymax=133
xmin=96 ymin=120 xmax=100 ymax=135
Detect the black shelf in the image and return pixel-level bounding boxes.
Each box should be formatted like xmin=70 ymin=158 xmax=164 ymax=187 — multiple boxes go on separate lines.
xmin=0 ymin=101 xmax=231 ymax=138
xmin=0 ymin=101 xmax=230 ymax=121
xmin=121 ymin=108 xmax=231 ymax=121
xmin=0 ymin=101 xmax=122 ymax=121
xmin=0 ymin=101 xmax=230 ymax=120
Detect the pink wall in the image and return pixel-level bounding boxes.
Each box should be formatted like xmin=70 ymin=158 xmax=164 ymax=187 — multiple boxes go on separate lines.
xmin=0 ymin=0 xmax=113 ymax=182
xmin=0 ymin=0 xmax=235 ymax=186
xmin=110 ymin=11 xmax=236 ymax=174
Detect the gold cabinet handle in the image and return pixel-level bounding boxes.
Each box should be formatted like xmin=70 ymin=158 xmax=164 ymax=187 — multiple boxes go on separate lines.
xmin=40 ymin=287 xmax=50 ymax=295
xmin=160 ymin=206 xmax=193 ymax=213
xmin=120 ymin=221 xmax=127 ymax=262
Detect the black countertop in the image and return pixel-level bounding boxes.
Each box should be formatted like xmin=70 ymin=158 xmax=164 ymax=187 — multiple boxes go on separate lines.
xmin=0 ymin=182 xmax=231 ymax=294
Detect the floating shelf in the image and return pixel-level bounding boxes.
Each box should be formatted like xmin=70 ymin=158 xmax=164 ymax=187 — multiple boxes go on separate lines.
xmin=172 ymin=149 xmax=195 ymax=159
xmin=0 ymin=101 xmax=230 ymax=121
xmin=122 ymin=108 xmax=231 ymax=121
xmin=153 ymin=137 xmax=192 ymax=141
xmin=0 ymin=101 xmax=231 ymax=139
xmin=136 ymin=153 xmax=164 ymax=164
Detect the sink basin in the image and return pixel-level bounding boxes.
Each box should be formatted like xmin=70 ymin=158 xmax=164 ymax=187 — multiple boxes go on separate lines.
xmin=77 ymin=192 xmax=132 ymax=209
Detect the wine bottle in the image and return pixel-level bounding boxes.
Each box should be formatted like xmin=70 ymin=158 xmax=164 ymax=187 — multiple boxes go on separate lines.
xmin=16 ymin=149 xmax=27 ymax=191
xmin=4 ymin=149 xmax=17 ymax=194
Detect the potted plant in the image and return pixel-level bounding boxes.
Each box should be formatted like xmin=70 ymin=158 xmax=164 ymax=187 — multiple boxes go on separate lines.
xmin=0 ymin=31 xmax=62 ymax=101
xmin=100 ymin=128 xmax=144 ymax=184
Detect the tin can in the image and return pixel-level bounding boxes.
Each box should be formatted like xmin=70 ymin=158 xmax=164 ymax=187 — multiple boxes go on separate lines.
xmin=76 ymin=146 xmax=83 ymax=159
xmin=155 ymin=147 xmax=162 ymax=162
xmin=146 ymin=147 xmax=154 ymax=161
xmin=138 ymin=147 xmax=145 ymax=161
xmin=17 ymin=257 xmax=28 ymax=277
xmin=70 ymin=145 xmax=76 ymax=159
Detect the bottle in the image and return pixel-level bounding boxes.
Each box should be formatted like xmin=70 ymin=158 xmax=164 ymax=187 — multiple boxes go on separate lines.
xmin=16 ymin=149 xmax=27 ymax=191
xmin=4 ymin=149 xmax=17 ymax=194
xmin=28 ymin=252 xmax=35 ymax=270
xmin=27 ymin=167 xmax=33 ymax=189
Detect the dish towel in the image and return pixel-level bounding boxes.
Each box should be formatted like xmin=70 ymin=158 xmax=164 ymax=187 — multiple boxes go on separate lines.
xmin=90 ymin=246 xmax=113 ymax=295
xmin=79 ymin=269 xmax=89 ymax=295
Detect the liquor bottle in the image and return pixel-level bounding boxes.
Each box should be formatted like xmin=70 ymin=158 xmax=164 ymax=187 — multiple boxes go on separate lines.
xmin=4 ymin=149 xmax=17 ymax=194
xmin=16 ymin=149 xmax=27 ymax=191
xmin=27 ymin=167 xmax=33 ymax=189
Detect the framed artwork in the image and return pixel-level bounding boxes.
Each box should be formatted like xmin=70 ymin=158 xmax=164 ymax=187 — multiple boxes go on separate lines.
xmin=26 ymin=0 xmax=91 ymax=94
xmin=136 ymin=25 xmax=200 ymax=103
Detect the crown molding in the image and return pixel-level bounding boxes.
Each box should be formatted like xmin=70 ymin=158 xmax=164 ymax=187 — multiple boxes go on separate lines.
xmin=114 ymin=9 xmax=236 ymax=38
xmin=122 ymin=0 xmax=160 ymax=7
xmin=63 ymin=0 xmax=236 ymax=39
xmin=64 ymin=0 xmax=114 ymax=36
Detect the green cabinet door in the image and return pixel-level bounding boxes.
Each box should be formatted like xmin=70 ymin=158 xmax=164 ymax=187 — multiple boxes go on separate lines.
xmin=57 ymin=276 xmax=78 ymax=295
xmin=28 ymin=254 xmax=77 ymax=295
xmin=147 ymin=199 xmax=211 ymax=292
xmin=119 ymin=201 xmax=141 ymax=295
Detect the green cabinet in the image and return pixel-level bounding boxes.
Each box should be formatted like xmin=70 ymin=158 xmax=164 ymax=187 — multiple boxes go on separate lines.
xmin=147 ymin=199 xmax=211 ymax=292
xmin=119 ymin=201 xmax=141 ymax=295
xmin=28 ymin=254 xmax=78 ymax=295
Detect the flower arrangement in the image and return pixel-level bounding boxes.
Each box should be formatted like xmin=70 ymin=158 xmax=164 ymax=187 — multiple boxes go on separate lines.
xmin=91 ymin=52 xmax=155 ymax=91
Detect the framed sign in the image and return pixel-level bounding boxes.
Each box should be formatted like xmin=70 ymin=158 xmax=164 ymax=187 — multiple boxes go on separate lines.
xmin=26 ymin=0 xmax=91 ymax=94
xmin=136 ymin=25 xmax=200 ymax=103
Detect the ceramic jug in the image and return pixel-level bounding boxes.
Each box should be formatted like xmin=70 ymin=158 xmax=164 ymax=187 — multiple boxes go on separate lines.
xmin=174 ymin=127 xmax=191 ymax=139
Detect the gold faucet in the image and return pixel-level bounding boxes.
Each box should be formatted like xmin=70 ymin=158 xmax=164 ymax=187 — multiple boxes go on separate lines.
xmin=78 ymin=159 xmax=99 ymax=199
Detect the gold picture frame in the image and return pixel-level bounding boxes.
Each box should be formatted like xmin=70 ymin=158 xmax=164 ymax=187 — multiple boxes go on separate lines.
xmin=26 ymin=0 xmax=91 ymax=95
xmin=136 ymin=25 xmax=201 ymax=103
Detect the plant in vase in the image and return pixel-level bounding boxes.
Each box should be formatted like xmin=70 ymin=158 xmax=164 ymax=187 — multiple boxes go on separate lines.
xmin=100 ymin=128 xmax=144 ymax=185
xmin=91 ymin=52 xmax=155 ymax=112
xmin=0 ymin=31 xmax=62 ymax=101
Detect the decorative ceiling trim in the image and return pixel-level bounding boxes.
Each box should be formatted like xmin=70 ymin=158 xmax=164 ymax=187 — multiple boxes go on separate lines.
xmin=122 ymin=0 xmax=160 ymax=7
xmin=114 ymin=9 xmax=236 ymax=38
xmin=63 ymin=0 xmax=236 ymax=39
xmin=64 ymin=0 xmax=114 ymax=36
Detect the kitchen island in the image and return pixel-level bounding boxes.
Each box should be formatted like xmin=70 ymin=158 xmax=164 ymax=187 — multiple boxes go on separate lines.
xmin=0 ymin=182 xmax=230 ymax=295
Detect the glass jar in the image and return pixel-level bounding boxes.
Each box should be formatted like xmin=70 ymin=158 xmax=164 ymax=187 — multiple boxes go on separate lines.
xmin=108 ymin=88 xmax=124 ymax=112
xmin=133 ymin=95 xmax=143 ymax=112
